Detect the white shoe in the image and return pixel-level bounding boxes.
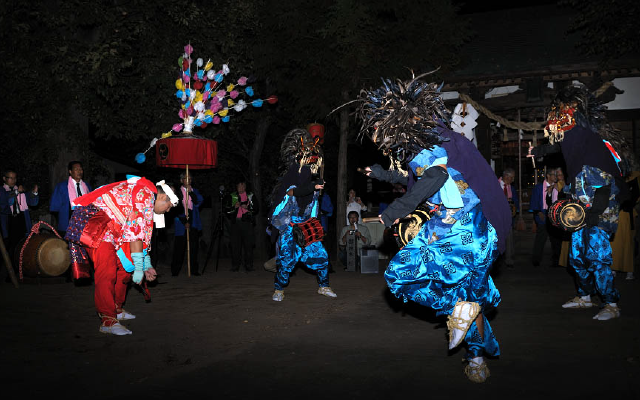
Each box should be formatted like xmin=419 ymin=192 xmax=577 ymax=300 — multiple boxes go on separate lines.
xmin=99 ymin=322 xmax=132 ymax=336
xmin=626 ymin=272 xmax=635 ymax=280
xmin=117 ymin=309 xmax=136 ymax=320
xmin=447 ymin=300 xmax=481 ymax=350
xmin=593 ymin=304 xmax=620 ymax=320
xmin=272 ymin=290 xmax=284 ymax=302
xmin=464 ymin=357 xmax=490 ymax=383
xmin=562 ymin=295 xmax=593 ymax=308
xmin=317 ymin=287 xmax=337 ymax=298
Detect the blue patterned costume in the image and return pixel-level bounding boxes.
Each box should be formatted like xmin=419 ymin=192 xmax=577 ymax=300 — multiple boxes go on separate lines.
xmin=568 ymin=165 xmax=620 ymax=303
xmin=385 ymin=146 xmax=501 ymax=358
xmin=271 ymin=186 xmax=329 ymax=290
xmin=532 ymin=84 xmax=626 ymax=316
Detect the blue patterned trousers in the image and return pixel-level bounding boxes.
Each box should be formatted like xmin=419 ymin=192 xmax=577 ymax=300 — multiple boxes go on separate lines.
xmin=569 ymin=226 xmax=619 ymax=304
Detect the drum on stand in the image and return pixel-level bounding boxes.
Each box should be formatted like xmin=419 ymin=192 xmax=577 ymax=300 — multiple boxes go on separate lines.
xmin=17 ymin=233 xmax=70 ymax=277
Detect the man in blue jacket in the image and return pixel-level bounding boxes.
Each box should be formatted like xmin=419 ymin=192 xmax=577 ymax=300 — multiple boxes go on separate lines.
xmin=529 ymin=169 xmax=559 ymax=267
xmin=171 ymin=173 xmax=204 ymax=276
xmin=50 ymin=161 xmax=92 ymax=236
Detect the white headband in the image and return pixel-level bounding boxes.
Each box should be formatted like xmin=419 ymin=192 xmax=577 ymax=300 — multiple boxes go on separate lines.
xmin=156 ymin=180 xmax=179 ymax=206
xmin=153 ymin=180 xmax=179 ymax=229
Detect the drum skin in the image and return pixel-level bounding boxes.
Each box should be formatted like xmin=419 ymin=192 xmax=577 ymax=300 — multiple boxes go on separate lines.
xmin=548 ymin=199 xmax=586 ymax=232
xmin=394 ymin=205 xmax=432 ymax=248
xmin=17 ymin=233 xmax=70 ymax=277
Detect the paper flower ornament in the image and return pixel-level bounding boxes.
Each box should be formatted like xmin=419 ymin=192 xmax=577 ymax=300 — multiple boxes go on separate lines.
xmin=136 ymin=44 xmax=279 ymax=163
xmin=170 ymin=44 xmax=278 ymax=135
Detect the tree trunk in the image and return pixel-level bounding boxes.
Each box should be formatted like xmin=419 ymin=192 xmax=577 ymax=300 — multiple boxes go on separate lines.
xmin=336 ymin=90 xmax=350 ymax=259
xmin=250 ymin=116 xmax=271 ymax=261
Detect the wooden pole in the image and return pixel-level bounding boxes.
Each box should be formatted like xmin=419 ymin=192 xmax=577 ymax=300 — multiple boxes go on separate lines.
xmin=518 ymin=110 xmax=522 ymax=215
xmin=0 ymin=235 xmax=18 ymax=288
xmin=516 ymin=109 xmax=526 ymax=231
xmin=186 ymin=164 xmax=191 ymax=277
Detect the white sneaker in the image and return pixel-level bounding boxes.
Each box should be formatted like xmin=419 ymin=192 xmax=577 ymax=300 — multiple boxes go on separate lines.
xmin=447 ymin=300 xmax=481 ymax=350
xmin=626 ymin=272 xmax=635 ymax=280
xmin=272 ymin=290 xmax=284 ymax=302
xmin=99 ymin=322 xmax=132 ymax=336
xmin=117 ymin=309 xmax=136 ymax=320
xmin=317 ymin=287 xmax=337 ymax=298
xmin=593 ymin=304 xmax=620 ymax=320
xmin=562 ymin=295 xmax=593 ymax=308
xmin=464 ymin=357 xmax=490 ymax=383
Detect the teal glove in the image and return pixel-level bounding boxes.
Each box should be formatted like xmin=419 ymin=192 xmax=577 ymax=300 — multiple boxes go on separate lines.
xmin=131 ymin=252 xmax=144 ymax=284
xmin=143 ymin=254 xmax=153 ymax=271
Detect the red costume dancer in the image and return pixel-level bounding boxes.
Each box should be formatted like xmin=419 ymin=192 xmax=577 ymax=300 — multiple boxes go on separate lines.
xmin=65 ymin=177 xmax=177 ymax=335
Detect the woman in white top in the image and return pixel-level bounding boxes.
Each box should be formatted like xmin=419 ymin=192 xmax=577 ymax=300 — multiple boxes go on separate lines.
xmin=346 ymin=188 xmax=367 ymax=224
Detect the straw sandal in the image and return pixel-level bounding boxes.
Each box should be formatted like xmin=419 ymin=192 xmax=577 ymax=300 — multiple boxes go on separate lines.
xmin=117 ymin=309 xmax=136 ymax=321
xmin=447 ymin=299 xmax=481 ymax=350
xmin=562 ymin=296 xmax=593 ymax=309
xmin=272 ymin=290 xmax=284 ymax=302
xmin=464 ymin=358 xmax=490 ymax=383
xmin=592 ymin=304 xmax=620 ymax=320
xmin=317 ymin=287 xmax=337 ymax=298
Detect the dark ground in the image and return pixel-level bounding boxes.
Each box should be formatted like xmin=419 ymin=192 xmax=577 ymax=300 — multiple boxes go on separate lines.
xmin=1 ymin=227 xmax=639 ymax=400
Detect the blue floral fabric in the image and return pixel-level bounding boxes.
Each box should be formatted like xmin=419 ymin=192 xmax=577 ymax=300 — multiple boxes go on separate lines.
xmin=272 ymin=187 xmax=329 ymax=290
xmin=563 ymin=164 xmax=620 ymax=305
xmin=569 ymin=226 xmax=619 ymax=304
xmin=571 ymin=165 xmax=620 ymax=236
xmin=386 ymin=145 xmax=501 ymax=357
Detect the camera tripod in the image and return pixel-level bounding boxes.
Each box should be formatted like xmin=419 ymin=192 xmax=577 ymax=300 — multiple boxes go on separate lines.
xmin=202 ymin=189 xmax=226 ymax=274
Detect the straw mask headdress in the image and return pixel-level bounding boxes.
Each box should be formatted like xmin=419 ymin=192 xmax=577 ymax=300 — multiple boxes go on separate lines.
xmin=356 ymin=72 xmax=451 ymax=164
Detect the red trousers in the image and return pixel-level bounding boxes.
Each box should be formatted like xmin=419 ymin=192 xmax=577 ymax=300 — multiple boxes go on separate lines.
xmin=86 ymin=241 xmax=129 ymax=325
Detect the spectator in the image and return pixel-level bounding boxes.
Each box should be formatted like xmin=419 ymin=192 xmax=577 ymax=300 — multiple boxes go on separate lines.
xmin=226 ymin=180 xmax=258 ymax=272
xmin=171 ymin=173 xmax=204 ymax=276
xmin=551 ymin=167 xmax=571 ymax=268
xmin=1 ymin=169 xmax=39 ymax=261
xmin=530 ymin=169 xmax=560 ymax=267
xmin=50 ymin=161 xmax=92 ymax=236
xmin=611 ymin=170 xmax=640 ymax=280
xmin=498 ymin=167 xmax=518 ymax=268
xmin=346 ymin=188 xmax=367 ymax=224
xmin=338 ymin=210 xmax=372 ymax=269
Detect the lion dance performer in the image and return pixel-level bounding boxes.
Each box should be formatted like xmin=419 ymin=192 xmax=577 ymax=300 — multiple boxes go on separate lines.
xmin=530 ymin=83 xmax=631 ymax=320
xmin=269 ymin=128 xmax=337 ymax=302
xmin=356 ymin=75 xmax=511 ymax=383
xmin=65 ymin=176 xmax=178 ymax=335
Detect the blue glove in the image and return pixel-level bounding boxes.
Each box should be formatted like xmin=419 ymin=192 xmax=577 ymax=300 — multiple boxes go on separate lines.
xmin=131 ymin=252 xmax=144 ymax=284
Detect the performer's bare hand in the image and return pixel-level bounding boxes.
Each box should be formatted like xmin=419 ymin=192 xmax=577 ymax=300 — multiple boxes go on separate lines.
xmin=378 ymin=215 xmax=397 ymax=226
xmin=144 ymin=268 xmax=157 ymax=282
xmin=315 ymin=183 xmax=324 ymax=190
xmin=364 ymin=167 xmax=372 ymax=176
xmin=235 ymin=202 xmax=240 ymax=208
xmin=184 ymin=223 xmax=190 ymax=229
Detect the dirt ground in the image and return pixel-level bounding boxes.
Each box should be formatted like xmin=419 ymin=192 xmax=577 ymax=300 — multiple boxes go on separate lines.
xmin=1 ymin=229 xmax=639 ymax=400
